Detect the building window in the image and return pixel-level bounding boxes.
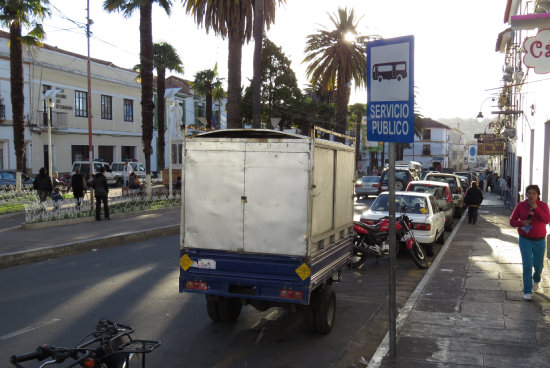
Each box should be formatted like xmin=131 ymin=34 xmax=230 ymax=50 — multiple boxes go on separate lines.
xmin=422 ymin=129 xmax=431 ymax=140
xmin=121 ymin=146 xmax=136 ymax=161
xmin=124 ymin=99 xmax=133 ymax=122
xmin=422 ymin=144 xmax=431 ymax=156
xmin=71 ymin=145 xmax=89 ymax=162
xmin=101 ymin=95 xmax=112 ymax=120
xmin=75 ymin=90 xmax=88 ymax=117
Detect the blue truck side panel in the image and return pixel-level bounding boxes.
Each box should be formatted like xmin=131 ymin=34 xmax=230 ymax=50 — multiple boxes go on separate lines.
xmin=179 ymin=236 xmax=352 ymax=305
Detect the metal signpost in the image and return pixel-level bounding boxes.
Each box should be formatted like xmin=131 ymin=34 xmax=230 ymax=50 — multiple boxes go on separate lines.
xmin=367 ymin=35 xmax=414 ymax=358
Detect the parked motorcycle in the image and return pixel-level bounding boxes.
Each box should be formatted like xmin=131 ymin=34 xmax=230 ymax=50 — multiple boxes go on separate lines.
xmin=351 ymin=211 xmax=429 ymax=269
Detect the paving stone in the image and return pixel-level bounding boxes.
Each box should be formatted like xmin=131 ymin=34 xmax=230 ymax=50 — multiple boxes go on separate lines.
xmin=464 ymin=276 xmax=500 ymax=290
xmin=499 ymin=279 xmax=523 ymax=292
xmin=481 ymin=327 xmax=536 ymax=343
xmin=463 ymin=289 xmax=505 ymax=303
xmin=460 ymin=301 xmax=503 ymax=317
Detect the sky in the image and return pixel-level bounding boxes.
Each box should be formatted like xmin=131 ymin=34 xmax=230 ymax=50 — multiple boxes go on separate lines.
xmin=25 ymin=0 xmax=508 ymax=121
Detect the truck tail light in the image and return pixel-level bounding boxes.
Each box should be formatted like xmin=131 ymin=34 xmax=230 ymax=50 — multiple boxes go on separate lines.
xmin=414 ymin=223 xmax=431 ymax=231
xmin=280 ymin=289 xmax=303 ymax=300
xmin=186 ymin=281 xmax=208 ymax=290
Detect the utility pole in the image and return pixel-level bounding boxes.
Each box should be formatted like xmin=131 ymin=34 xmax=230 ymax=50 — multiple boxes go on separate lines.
xmin=87 ymin=0 xmax=94 ymax=210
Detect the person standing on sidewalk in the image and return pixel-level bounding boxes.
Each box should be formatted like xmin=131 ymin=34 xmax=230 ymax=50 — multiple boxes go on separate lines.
xmin=123 ymin=161 xmax=132 ymax=187
xmin=463 ymin=181 xmax=483 ymax=224
xmin=477 ymin=172 xmax=485 ymax=191
xmin=68 ymin=169 xmax=87 ymax=210
xmin=33 ymin=167 xmax=52 ymax=204
xmin=509 ymin=184 xmax=550 ymax=301
xmin=93 ymin=166 xmax=110 ymax=221
xmin=499 ymin=175 xmax=510 ymax=208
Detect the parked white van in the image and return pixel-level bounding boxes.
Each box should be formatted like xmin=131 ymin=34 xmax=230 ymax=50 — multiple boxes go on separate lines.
xmin=71 ymin=161 xmax=116 ymax=186
xmin=111 ymin=161 xmax=146 ymax=187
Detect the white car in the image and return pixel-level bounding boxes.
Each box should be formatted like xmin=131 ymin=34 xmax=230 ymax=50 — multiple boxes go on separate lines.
xmin=360 ymin=191 xmax=446 ymax=252
xmin=355 ymin=175 xmax=380 ymax=198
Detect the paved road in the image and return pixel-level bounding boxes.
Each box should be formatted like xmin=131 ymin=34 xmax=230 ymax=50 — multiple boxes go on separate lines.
xmin=0 ymin=229 xmax=439 ymax=367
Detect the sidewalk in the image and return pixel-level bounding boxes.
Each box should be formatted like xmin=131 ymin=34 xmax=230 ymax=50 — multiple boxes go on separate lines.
xmin=0 ymin=207 xmax=180 ymax=269
xmin=368 ymin=191 xmax=550 ymax=367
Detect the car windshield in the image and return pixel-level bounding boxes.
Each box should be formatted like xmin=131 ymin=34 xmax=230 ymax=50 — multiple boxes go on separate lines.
xmin=370 ymin=194 xmax=428 ymax=214
xmin=362 ymin=176 xmax=380 ymax=183
xmin=408 ymin=184 xmax=446 ymax=200
xmin=381 ymin=171 xmax=408 ymax=181
xmin=426 ymin=175 xmax=456 ymax=190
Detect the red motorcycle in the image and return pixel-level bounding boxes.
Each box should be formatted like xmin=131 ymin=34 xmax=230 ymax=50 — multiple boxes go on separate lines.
xmin=351 ymin=212 xmax=428 ymax=269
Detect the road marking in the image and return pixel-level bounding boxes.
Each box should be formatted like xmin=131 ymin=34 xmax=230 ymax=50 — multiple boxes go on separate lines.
xmin=0 ymin=318 xmax=61 ymax=341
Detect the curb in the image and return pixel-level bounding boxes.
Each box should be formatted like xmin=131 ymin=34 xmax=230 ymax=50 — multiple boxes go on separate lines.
xmin=0 ymin=224 xmax=179 ymax=269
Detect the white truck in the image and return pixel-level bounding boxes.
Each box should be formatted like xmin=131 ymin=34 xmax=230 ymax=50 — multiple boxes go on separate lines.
xmin=179 ymin=129 xmax=355 ymax=334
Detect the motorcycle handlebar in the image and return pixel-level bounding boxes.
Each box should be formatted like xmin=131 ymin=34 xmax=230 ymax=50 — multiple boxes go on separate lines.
xmin=9 ymin=345 xmax=53 ymax=366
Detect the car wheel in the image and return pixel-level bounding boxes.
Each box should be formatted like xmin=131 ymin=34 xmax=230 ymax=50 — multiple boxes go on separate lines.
xmin=445 ymin=215 xmax=454 ymax=231
xmin=436 ymin=229 xmax=445 ymax=245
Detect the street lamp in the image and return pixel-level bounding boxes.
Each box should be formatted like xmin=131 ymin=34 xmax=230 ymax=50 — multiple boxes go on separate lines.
xmin=44 ymin=89 xmax=62 ymax=180
xmin=165 ymin=88 xmax=180 ymax=197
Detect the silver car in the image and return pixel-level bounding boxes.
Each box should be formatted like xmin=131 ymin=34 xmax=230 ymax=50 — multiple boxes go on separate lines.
xmin=354 ymin=176 xmax=380 ymax=198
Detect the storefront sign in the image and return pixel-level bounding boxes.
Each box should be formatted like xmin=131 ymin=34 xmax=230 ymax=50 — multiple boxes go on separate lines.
xmin=478 ymin=142 xmax=506 ymax=155
xmin=524 ymin=28 xmax=550 ymax=74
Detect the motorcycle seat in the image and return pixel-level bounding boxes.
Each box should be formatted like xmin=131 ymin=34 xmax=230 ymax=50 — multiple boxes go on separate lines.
xmin=354 ymin=221 xmax=381 ymax=233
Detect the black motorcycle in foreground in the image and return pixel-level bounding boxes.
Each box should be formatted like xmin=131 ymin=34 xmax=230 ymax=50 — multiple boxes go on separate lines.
xmin=351 ymin=210 xmax=429 ymax=269
xmin=9 ymin=319 xmax=160 ymax=367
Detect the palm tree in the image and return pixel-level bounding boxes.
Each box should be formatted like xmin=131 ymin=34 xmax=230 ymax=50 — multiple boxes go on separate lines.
xmin=182 ymin=0 xmax=284 ymax=129
xmin=103 ymin=0 xmax=172 ymax=197
xmin=304 ymin=7 xmax=367 ymax=141
xmin=153 ymin=42 xmax=183 ymax=170
xmin=0 ymin=0 xmax=49 ymax=191
xmin=191 ymin=66 xmax=223 ymax=130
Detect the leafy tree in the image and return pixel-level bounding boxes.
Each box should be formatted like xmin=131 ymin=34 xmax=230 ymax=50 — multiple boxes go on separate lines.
xmin=153 ymin=41 xmax=183 ymax=170
xmin=304 ymin=7 xmax=367 ymax=141
xmin=104 ymin=0 xmax=172 ymax=197
xmin=0 ymin=0 xmax=50 ymax=191
xmin=242 ymin=37 xmax=302 ymax=130
xmin=192 ymin=65 xmax=223 ymax=130
xmin=183 ymin=0 xmax=284 ymax=129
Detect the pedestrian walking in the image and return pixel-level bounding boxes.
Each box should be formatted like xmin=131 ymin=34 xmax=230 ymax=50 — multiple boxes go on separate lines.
xmin=93 ymin=166 xmax=110 ymax=221
xmin=487 ymin=172 xmax=493 ymax=192
xmin=499 ymin=175 xmax=510 ymax=208
xmin=463 ymin=181 xmax=483 ymax=224
xmin=123 ymin=161 xmax=132 ymax=187
xmin=33 ymin=167 xmax=53 ymax=204
xmin=68 ymin=169 xmax=87 ymax=210
xmin=509 ymin=184 xmax=550 ymax=301
xmin=477 ymin=172 xmax=485 ymax=192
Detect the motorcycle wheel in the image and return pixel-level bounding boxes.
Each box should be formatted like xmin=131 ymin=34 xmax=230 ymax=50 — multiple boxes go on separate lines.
xmin=408 ymin=238 xmax=429 ymax=269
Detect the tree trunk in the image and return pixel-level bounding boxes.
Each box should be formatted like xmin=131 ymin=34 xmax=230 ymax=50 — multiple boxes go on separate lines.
xmin=355 ymin=114 xmax=361 ymax=174
xmin=205 ymin=84 xmax=213 ymax=129
xmin=227 ymin=33 xmax=242 ymax=129
xmin=10 ymin=23 xmax=25 ymax=192
xmin=157 ymin=68 xmax=166 ymax=170
xmin=252 ymin=0 xmax=263 ymax=129
xmin=335 ymin=75 xmax=350 ymax=143
xmin=140 ymin=0 xmax=154 ymax=197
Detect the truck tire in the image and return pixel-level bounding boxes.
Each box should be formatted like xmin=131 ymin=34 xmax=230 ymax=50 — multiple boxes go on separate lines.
xmin=206 ymin=298 xmax=221 ymax=322
xmin=314 ymin=285 xmax=336 ymax=335
xmin=218 ymin=297 xmax=242 ymax=322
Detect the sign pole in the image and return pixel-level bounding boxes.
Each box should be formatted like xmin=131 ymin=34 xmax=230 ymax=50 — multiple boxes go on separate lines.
xmin=388 ymin=142 xmax=397 ymax=358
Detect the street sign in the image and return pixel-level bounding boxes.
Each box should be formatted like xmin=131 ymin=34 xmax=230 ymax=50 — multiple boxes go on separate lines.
xmin=367 ymin=36 xmax=415 ymax=143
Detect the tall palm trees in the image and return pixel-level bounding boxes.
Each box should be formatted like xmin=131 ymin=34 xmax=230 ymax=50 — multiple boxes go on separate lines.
xmin=103 ymin=0 xmax=172 ymax=196
xmin=0 ymin=0 xmax=49 ymax=191
xmin=192 ymin=66 xmax=222 ymax=130
xmin=153 ymin=41 xmax=183 ymax=170
xmin=304 ymin=7 xmax=367 ymax=140
xmin=183 ymin=0 xmax=284 ymax=129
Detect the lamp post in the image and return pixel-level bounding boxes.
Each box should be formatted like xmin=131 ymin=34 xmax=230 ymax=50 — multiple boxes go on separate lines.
xmin=165 ymin=88 xmax=180 ymax=197
xmin=44 ymin=89 xmax=62 ymax=180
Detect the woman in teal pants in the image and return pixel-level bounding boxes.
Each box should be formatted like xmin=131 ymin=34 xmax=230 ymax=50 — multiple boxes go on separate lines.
xmin=510 ymin=185 xmax=550 ymax=301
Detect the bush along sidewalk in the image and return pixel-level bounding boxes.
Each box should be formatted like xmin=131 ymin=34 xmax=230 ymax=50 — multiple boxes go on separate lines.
xmin=24 ymin=193 xmax=181 ymax=224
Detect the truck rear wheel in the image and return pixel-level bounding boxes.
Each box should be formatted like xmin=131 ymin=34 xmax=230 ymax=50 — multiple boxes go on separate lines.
xmin=218 ymin=297 xmax=242 ymax=322
xmin=206 ymin=297 xmax=221 ymax=322
xmin=314 ymin=285 xmax=336 ymax=334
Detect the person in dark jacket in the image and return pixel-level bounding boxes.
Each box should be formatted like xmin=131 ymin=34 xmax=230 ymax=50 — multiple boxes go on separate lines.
xmin=93 ymin=166 xmax=110 ymax=221
xmin=33 ymin=167 xmax=53 ymax=203
xmin=463 ymin=181 xmax=484 ymax=224
xmin=68 ymin=169 xmax=87 ymax=210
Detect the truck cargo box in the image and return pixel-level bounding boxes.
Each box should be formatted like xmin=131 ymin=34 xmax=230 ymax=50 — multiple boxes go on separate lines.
xmin=180 ymin=129 xmax=355 ymax=257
